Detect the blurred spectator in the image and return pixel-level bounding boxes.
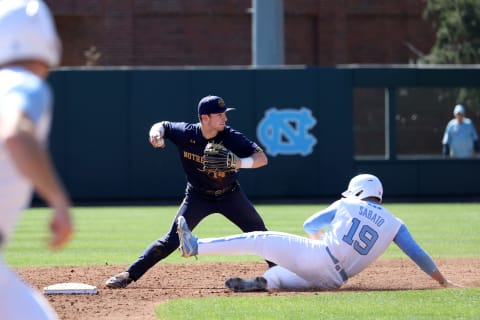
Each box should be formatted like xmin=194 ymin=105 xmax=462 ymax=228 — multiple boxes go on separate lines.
xmin=442 ymin=104 xmax=480 ymax=158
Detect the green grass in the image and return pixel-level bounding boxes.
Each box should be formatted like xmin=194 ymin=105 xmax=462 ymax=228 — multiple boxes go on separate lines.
xmin=3 ymin=202 xmax=480 ymax=319
xmin=157 ymin=289 xmax=480 ymax=320
xmin=5 ymin=203 xmax=479 ymax=266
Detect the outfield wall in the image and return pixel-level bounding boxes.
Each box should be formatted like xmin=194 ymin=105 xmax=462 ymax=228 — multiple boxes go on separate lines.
xmin=47 ymin=66 xmax=480 ymax=202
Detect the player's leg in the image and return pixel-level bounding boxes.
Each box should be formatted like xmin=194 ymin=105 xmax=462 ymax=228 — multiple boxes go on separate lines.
xmin=127 ymin=191 xmax=212 ymax=279
xmin=218 ymin=187 xmax=275 ymax=267
xmin=177 ymin=219 xmax=342 ymax=290
xmin=106 ymin=191 xmax=212 ymax=288
xmin=200 ymin=231 xmax=342 ymax=289
xmin=225 ymin=266 xmax=311 ymax=292
xmin=178 ymin=218 xmax=345 ymax=289
xmin=262 ymin=266 xmax=315 ymax=290
xmin=178 ymin=218 xmax=305 ymax=272
xmin=197 ymin=231 xmax=309 ymax=266
xmin=0 ymin=260 xmax=59 ymax=320
xmin=219 ymin=186 xmax=268 ymax=233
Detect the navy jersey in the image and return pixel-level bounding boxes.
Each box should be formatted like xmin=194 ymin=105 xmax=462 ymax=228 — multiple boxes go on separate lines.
xmin=163 ymin=121 xmax=260 ymax=191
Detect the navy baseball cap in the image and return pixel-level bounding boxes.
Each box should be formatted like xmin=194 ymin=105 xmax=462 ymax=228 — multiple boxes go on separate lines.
xmin=198 ymin=95 xmax=235 ymax=115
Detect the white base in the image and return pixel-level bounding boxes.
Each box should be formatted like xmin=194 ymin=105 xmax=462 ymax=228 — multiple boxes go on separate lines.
xmin=43 ymin=282 xmax=98 ymax=295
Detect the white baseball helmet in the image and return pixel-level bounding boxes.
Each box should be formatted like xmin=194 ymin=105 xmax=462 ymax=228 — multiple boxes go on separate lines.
xmin=0 ymin=0 xmax=61 ymax=67
xmin=341 ymin=174 xmax=383 ymax=201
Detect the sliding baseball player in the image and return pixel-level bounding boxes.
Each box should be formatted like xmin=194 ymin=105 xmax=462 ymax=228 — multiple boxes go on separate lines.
xmin=177 ymin=174 xmax=460 ymax=291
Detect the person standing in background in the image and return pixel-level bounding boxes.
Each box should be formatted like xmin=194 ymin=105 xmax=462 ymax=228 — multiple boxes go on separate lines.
xmin=0 ymin=1 xmax=74 ymax=319
xmin=442 ymin=104 xmax=479 ymax=158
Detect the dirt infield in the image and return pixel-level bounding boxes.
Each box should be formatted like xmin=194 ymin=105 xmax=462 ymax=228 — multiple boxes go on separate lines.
xmin=17 ymin=258 xmax=479 ymax=320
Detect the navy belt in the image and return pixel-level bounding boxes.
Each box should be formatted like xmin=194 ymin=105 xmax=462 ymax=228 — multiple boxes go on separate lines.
xmin=194 ymin=182 xmax=239 ymax=197
xmin=326 ymin=246 xmax=348 ymax=282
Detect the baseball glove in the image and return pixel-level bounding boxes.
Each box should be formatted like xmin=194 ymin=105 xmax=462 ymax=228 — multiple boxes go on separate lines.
xmin=203 ymin=143 xmax=238 ymax=173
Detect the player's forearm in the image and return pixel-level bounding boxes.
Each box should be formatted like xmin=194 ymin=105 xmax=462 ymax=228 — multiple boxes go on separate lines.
xmin=430 ymin=269 xmax=448 ymax=285
xmin=5 ymin=132 xmax=70 ymax=208
xmin=248 ymin=151 xmax=268 ymax=168
xmin=394 ymin=226 xmax=460 ymax=288
xmin=429 ymin=269 xmax=461 ymax=287
xmin=394 ymin=225 xmax=438 ymax=274
xmin=238 ymin=150 xmax=267 ymax=169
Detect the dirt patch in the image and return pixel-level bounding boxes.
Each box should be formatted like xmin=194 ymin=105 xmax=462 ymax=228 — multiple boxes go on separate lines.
xmin=16 ymin=258 xmax=479 ymax=320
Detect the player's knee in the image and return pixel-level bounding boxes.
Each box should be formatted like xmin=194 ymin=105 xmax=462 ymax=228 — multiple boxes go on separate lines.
xmin=263 ymin=267 xmax=281 ymax=290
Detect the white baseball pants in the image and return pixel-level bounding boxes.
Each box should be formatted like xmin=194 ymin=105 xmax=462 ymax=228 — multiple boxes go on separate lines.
xmin=0 ymin=256 xmax=58 ymax=320
xmin=198 ymin=231 xmax=346 ymax=290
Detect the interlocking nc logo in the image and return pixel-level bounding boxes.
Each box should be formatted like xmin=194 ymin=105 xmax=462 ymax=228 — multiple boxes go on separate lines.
xmin=257 ymin=107 xmax=317 ymax=156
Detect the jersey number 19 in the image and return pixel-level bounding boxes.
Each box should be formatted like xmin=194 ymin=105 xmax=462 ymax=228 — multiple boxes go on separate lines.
xmin=342 ymin=218 xmax=379 ymax=255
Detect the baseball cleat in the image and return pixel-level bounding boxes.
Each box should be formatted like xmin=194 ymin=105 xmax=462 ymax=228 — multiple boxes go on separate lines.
xmin=105 ymin=271 xmax=133 ymax=289
xmin=176 ymin=216 xmax=198 ymax=258
xmin=225 ymin=276 xmax=267 ymax=292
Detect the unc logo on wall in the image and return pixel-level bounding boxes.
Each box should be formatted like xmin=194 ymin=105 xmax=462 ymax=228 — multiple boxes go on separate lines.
xmin=257 ymin=107 xmax=317 ymax=156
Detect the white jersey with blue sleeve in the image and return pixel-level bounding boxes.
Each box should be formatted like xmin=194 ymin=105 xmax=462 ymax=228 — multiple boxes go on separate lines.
xmin=0 ymin=66 xmax=53 ymax=244
xmin=304 ymin=197 xmax=441 ymax=280
xmin=304 ymin=197 xmax=403 ymax=278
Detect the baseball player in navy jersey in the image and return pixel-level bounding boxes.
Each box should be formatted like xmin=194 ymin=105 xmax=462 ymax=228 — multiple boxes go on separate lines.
xmin=0 ymin=1 xmax=74 ymax=319
xmin=177 ymin=174 xmax=460 ymax=292
xmin=442 ymin=104 xmax=479 ymax=159
xmin=106 ymin=95 xmax=274 ymax=288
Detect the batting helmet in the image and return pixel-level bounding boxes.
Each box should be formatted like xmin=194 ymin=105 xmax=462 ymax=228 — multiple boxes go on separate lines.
xmin=0 ymin=0 xmax=61 ymax=67
xmin=342 ymin=174 xmax=383 ymax=202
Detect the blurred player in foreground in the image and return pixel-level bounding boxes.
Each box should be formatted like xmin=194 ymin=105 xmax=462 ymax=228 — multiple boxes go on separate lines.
xmin=0 ymin=1 xmax=73 ymax=319
xmin=442 ymin=104 xmax=479 ymax=159
xmin=177 ymin=174 xmax=460 ymax=292
xmin=106 ymin=95 xmax=273 ymax=289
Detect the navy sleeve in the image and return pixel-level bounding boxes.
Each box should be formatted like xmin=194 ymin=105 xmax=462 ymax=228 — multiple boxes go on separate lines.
xmin=220 ymin=126 xmax=260 ymax=158
xmin=163 ymin=121 xmax=191 ymax=145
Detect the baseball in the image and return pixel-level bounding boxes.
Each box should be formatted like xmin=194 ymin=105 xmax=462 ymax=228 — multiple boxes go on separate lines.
xmin=154 ymin=137 xmax=165 ymax=148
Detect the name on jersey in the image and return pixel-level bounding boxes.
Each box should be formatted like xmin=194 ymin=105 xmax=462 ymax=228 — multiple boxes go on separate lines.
xmin=183 ymin=151 xmax=226 ymax=178
xmin=183 ymin=151 xmax=203 ymax=164
xmin=358 ymin=206 xmax=385 ymax=227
